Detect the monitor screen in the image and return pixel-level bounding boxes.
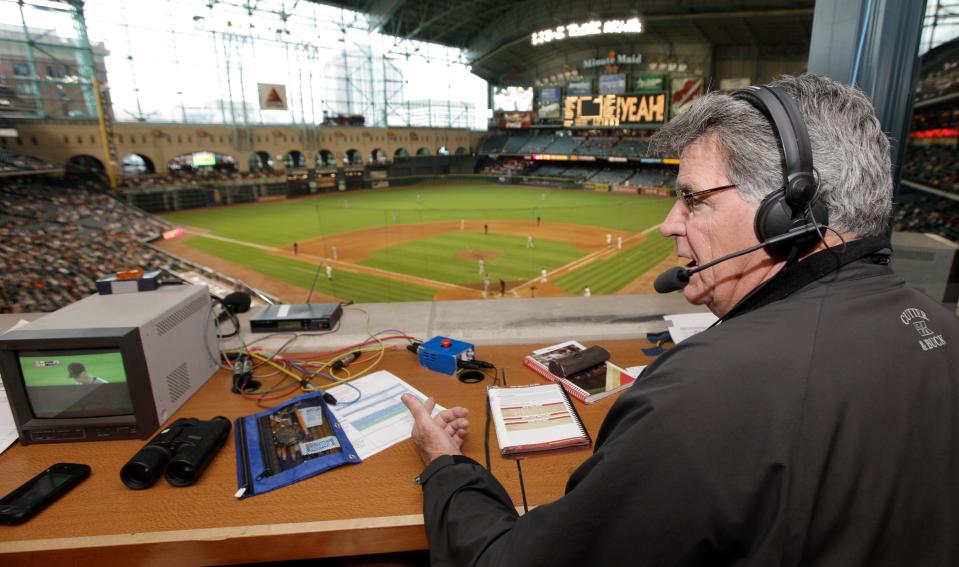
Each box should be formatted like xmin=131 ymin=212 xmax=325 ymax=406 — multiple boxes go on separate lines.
xmin=18 ymin=349 xmax=134 ymax=418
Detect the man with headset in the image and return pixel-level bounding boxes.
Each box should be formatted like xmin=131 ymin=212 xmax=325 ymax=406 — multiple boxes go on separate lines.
xmin=401 ymin=74 xmax=959 ymax=565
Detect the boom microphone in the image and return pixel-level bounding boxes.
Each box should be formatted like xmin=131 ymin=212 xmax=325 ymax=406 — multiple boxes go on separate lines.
xmin=654 ymin=224 xmax=821 ymax=294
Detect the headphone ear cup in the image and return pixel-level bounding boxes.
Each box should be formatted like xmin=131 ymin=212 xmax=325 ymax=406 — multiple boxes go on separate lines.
xmin=754 ymin=190 xmax=827 ymax=257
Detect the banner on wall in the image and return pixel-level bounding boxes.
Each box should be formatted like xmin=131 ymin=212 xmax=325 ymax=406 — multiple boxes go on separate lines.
xmin=633 ymin=74 xmax=664 ymax=92
xmin=567 ymin=79 xmax=592 ymax=96
xmin=495 ymin=111 xmax=535 ymax=128
xmin=670 ymin=77 xmax=704 ymax=117
xmin=538 ymin=87 xmax=562 ymax=119
xmin=258 ymin=83 xmax=288 ymax=110
xmin=599 ymin=73 xmax=626 ymax=94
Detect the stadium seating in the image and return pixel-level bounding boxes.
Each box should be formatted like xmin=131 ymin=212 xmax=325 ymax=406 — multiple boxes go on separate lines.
xmin=544 ymin=135 xmax=583 ymax=155
xmin=892 ymin=190 xmax=959 ymax=242
xmin=901 ymin=144 xmax=959 ymax=194
xmin=0 ymin=180 xmax=184 ymax=313
xmin=517 ymin=134 xmax=556 ymax=154
xmin=0 ymin=150 xmax=60 ymax=174
xmin=529 ymin=164 xmax=568 ymax=177
xmin=588 ymin=169 xmax=634 ymax=184
xmin=500 ymin=132 xmax=531 ymax=154
xmin=478 ymin=134 xmax=507 ymax=154
xmin=578 ymin=137 xmax=618 ymax=156
xmin=610 ymin=139 xmax=649 ymax=158
xmin=629 ymin=170 xmax=675 ymax=188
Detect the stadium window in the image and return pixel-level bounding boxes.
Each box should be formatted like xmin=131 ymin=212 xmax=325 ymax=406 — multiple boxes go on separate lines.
xmin=229 ymin=135 xmax=233 ymax=142
xmin=177 ymin=136 xmax=182 ymax=143
xmin=12 ymin=63 xmax=29 ymax=76
xmin=118 ymin=135 xmax=124 ymax=143
xmin=76 ymin=136 xmax=82 ymax=144
xmin=89 ymin=135 xmax=95 ymax=144
xmin=219 ymin=136 xmax=224 ymax=143
xmin=31 ymin=136 xmax=37 ymax=145
xmin=63 ymin=135 xmax=69 ymax=145
xmin=187 ymin=136 xmax=192 ymax=143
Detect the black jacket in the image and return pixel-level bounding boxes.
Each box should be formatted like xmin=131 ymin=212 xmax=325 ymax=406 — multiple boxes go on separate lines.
xmin=419 ymin=244 xmax=959 ymax=566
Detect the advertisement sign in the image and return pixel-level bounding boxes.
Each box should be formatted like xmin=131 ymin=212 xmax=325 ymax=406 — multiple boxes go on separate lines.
xmin=633 ymin=74 xmax=664 ymax=92
xmin=567 ymin=79 xmax=592 ymax=96
xmin=670 ymin=77 xmax=704 ymax=117
xmin=495 ymin=111 xmax=535 ymax=129
xmin=258 ymin=83 xmax=288 ymax=110
xmin=563 ymin=93 xmax=666 ymax=127
xmin=538 ymin=87 xmax=562 ymax=119
xmin=599 ymin=73 xmax=627 ymax=94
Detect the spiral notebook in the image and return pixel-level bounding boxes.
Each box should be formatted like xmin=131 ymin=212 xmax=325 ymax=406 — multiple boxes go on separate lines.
xmin=488 ymin=383 xmax=591 ymax=456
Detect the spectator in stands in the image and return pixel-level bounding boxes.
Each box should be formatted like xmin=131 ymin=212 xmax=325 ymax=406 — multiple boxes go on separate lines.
xmin=402 ymin=74 xmax=959 ymax=565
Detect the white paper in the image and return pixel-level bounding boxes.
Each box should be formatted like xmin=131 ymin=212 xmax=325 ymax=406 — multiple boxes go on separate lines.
xmin=326 ymin=370 xmax=443 ymax=460
xmin=488 ymin=384 xmax=583 ymax=450
xmin=625 ymin=365 xmax=646 ymax=377
xmin=0 ymin=385 xmax=19 ymax=455
xmin=663 ymin=312 xmax=718 ymax=343
xmin=0 ymin=319 xmax=30 ymax=453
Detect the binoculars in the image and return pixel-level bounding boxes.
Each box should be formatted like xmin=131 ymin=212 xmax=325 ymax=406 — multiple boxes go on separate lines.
xmin=120 ymin=416 xmax=231 ymax=489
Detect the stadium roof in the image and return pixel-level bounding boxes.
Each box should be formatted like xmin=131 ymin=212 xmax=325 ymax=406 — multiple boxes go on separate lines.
xmin=314 ymin=0 xmax=815 ymax=83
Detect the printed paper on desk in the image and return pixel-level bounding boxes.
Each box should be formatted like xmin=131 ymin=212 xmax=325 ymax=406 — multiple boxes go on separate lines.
xmin=0 ymin=319 xmax=32 ymax=454
xmin=664 ymin=312 xmax=718 ymax=343
xmin=326 ymin=370 xmax=444 ymax=460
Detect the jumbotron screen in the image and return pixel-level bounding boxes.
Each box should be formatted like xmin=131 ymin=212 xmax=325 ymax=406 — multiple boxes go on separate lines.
xmin=562 ymin=93 xmax=667 ymax=127
xmin=493 ymin=86 xmax=534 ymax=111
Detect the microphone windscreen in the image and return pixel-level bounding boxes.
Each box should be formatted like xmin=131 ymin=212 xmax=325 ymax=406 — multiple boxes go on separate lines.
xmin=654 ymin=266 xmax=689 ymax=294
xmin=223 ymin=291 xmax=252 ymax=314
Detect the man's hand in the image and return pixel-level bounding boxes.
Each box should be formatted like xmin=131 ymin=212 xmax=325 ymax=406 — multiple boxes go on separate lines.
xmin=402 ymin=393 xmax=470 ymax=466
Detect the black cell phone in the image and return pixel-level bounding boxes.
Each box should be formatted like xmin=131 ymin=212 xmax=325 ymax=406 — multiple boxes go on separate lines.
xmin=0 ymin=463 xmax=91 ymax=525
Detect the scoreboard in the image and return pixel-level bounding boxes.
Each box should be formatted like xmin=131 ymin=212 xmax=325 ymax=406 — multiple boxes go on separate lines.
xmin=562 ymin=92 xmax=666 ymax=127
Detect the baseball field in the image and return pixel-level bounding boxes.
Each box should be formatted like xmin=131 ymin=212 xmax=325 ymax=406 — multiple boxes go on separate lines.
xmin=156 ymin=180 xmax=682 ymax=303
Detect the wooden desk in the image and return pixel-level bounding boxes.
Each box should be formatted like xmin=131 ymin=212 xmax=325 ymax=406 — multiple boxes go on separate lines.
xmin=0 ymin=340 xmax=654 ymax=565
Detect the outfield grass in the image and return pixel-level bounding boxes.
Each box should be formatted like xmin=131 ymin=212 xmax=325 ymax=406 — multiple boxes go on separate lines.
xmin=554 ymin=233 xmax=675 ymax=295
xmin=361 ymin=231 xmax=584 ymax=284
xmin=162 ymin=182 xmax=675 ymax=247
xmin=185 ymin=236 xmax=436 ymax=302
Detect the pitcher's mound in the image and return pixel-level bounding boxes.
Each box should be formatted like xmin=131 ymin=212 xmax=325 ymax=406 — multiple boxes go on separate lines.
xmin=455 ymin=250 xmax=501 ymax=261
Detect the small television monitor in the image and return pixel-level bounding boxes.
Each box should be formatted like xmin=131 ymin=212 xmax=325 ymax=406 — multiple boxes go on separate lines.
xmin=0 ymin=285 xmax=219 ymax=444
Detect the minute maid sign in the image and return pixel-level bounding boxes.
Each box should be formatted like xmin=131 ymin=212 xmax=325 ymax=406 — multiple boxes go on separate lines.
xmin=582 ymin=52 xmax=642 ymax=69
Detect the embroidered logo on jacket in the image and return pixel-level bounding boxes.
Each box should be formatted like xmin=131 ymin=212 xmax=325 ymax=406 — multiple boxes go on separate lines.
xmin=900 ymin=308 xmax=947 ymax=351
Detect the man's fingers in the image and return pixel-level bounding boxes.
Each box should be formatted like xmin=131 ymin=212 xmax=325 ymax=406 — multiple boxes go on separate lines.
xmin=401 ymin=393 xmax=432 ymax=420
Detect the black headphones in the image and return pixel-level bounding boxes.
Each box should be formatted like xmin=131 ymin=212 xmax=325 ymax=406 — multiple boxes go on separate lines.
xmin=731 ymin=85 xmax=828 ymax=257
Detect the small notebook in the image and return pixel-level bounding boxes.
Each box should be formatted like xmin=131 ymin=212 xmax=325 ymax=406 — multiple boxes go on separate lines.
xmin=488 ymin=383 xmax=591 ymax=456
xmin=524 ymin=340 xmax=638 ymax=404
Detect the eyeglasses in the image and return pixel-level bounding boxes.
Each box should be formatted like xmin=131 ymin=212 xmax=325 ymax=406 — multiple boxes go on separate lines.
xmin=678 ymin=183 xmax=737 ymax=209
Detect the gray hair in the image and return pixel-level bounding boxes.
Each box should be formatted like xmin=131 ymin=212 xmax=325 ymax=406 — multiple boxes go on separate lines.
xmin=650 ymin=74 xmax=892 ymax=237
